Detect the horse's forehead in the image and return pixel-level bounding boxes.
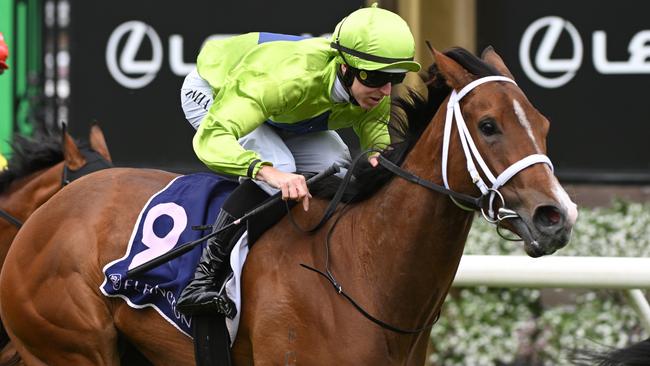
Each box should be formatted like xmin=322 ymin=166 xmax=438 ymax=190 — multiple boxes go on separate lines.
xmin=473 ymin=83 xmax=538 ymax=117
xmin=482 ymin=81 xmax=522 ymax=101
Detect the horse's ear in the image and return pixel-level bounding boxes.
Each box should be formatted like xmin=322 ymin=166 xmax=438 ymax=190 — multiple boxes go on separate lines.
xmin=89 ymin=123 xmax=112 ymax=163
xmin=63 ymin=132 xmax=86 ymax=170
xmin=481 ymin=46 xmax=515 ymax=80
xmin=431 ymin=48 xmax=473 ymax=90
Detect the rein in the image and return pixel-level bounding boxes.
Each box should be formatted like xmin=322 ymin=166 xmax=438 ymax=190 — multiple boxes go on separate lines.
xmin=298 ymin=75 xmax=556 ymax=335
xmin=376 ymin=156 xmax=482 ymax=209
xmin=0 ymin=210 xmax=22 ymax=229
xmin=295 ymin=152 xmax=441 ymax=334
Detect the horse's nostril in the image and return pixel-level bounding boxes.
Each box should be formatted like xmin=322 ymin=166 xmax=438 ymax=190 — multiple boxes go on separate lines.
xmin=535 ymin=205 xmax=563 ymax=227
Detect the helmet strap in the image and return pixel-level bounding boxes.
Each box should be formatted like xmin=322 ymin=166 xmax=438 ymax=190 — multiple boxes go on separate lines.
xmin=336 ymin=65 xmax=359 ymax=106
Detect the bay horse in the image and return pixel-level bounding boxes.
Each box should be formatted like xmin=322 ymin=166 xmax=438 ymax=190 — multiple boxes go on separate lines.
xmin=0 ymin=124 xmax=112 ymax=263
xmin=0 ymin=124 xmax=113 ymax=364
xmin=0 ymin=47 xmax=577 ymax=365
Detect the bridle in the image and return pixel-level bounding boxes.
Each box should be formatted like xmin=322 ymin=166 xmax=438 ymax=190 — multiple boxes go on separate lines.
xmin=300 ymin=75 xmax=555 ymax=334
xmin=0 ymin=148 xmax=113 ymax=229
xmin=380 ymin=76 xmax=553 ymax=238
xmin=441 ymin=75 xmax=553 ymax=237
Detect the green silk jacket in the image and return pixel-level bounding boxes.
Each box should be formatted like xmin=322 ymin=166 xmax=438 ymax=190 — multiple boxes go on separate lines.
xmin=193 ymin=32 xmax=390 ymax=178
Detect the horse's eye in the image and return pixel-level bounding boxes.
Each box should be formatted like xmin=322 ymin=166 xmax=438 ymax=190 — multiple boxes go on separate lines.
xmin=479 ymin=118 xmax=499 ymax=136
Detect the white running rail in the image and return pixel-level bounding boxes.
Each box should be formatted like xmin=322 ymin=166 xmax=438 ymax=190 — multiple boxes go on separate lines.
xmin=453 ymin=255 xmax=650 ymax=332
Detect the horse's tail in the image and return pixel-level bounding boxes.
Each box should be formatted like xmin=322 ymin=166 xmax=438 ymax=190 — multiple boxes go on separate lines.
xmin=571 ymin=337 xmax=650 ymax=366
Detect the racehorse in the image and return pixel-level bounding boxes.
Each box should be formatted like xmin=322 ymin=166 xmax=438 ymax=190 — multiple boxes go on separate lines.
xmin=0 ymin=124 xmax=112 ymax=263
xmin=0 ymin=124 xmax=113 ymax=364
xmin=0 ymin=47 xmax=577 ymax=365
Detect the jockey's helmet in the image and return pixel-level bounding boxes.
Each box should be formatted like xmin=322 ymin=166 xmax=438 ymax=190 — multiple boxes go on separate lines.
xmin=330 ymin=3 xmax=420 ymax=73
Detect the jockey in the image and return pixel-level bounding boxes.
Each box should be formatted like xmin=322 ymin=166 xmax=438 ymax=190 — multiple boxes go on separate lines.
xmin=0 ymin=32 xmax=9 ymax=74
xmin=0 ymin=154 xmax=6 ymax=170
xmin=177 ymin=4 xmax=420 ymax=316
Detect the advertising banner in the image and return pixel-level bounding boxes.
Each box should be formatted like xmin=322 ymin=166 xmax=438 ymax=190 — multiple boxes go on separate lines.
xmin=68 ymin=0 xmax=364 ymax=171
xmin=477 ymin=0 xmax=650 ymax=182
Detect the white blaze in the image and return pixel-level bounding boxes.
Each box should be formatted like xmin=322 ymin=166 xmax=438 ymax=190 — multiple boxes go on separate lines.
xmin=512 ymin=100 xmax=578 ymax=225
xmin=512 ymin=99 xmax=541 ymax=153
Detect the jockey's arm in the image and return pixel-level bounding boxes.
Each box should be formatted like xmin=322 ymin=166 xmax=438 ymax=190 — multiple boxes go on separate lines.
xmin=192 ymin=75 xmax=311 ymax=209
xmin=192 ymin=106 xmax=268 ymax=179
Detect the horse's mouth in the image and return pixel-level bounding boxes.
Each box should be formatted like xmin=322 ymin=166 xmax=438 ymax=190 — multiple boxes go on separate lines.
xmin=504 ymin=216 xmax=558 ymax=258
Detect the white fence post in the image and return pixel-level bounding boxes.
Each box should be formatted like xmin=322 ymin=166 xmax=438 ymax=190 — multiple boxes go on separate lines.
xmin=453 ymin=255 xmax=650 ymax=332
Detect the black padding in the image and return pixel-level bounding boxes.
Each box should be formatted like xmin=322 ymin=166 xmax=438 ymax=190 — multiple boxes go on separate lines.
xmin=220 ymin=179 xmax=295 ymax=246
xmin=64 ymin=148 xmax=113 ymax=182
xmin=222 ymin=179 xmax=269 ymax=217
xmin=247 ymin=197 xmax=295 ymax=246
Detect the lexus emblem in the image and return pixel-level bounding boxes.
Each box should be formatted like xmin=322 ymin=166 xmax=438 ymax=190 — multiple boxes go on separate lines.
xmin=106 ymin=20 xmax=163 ymax=89
xmin=519 ymin=16 xmax=583 ymax=89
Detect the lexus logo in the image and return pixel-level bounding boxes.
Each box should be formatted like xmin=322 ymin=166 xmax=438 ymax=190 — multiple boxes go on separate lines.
xmin=106 ymin=20 xmax=163 ymax=89
xmin=519 ymin=16 xmax=583 ymax=89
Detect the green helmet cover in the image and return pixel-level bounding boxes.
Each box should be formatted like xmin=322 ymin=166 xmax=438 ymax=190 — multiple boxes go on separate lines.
xmin=331 ymin=3 xmax=421 ymax=72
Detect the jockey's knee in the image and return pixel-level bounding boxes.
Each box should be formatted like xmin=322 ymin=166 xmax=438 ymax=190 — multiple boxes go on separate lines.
xmin=319 ymin=147 xmax=352 ymax=179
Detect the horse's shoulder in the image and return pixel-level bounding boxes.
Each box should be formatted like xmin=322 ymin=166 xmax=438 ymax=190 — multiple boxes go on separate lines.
xmin=286 ymin=198 xmax=332 ymax=230
xmin=250 ymin=197 xmax=333 ymax=256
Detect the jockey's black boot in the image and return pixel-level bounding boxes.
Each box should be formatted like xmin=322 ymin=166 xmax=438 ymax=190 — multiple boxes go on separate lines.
xmin=176 ymin=208 xmax=240 ymax=317
xmin=177 ymin=179 xmax=269 ymax=317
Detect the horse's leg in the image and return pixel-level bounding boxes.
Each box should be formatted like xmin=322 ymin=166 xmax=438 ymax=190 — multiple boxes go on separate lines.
xmin=0 ymin=223 xmax=121 ymax=365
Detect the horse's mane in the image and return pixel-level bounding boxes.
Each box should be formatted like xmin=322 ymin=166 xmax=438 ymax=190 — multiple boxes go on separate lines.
xmin=312 ymin=47 xmax=501 ymax=202
xmin=0 ymin=130 xmax=65 ymax=194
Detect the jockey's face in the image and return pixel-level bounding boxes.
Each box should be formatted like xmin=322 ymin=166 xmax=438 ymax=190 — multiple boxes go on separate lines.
xmin=351 ymin=78 xmax=391 ymax=110
xmin=341 ymin=64 xmax=392 ymax=110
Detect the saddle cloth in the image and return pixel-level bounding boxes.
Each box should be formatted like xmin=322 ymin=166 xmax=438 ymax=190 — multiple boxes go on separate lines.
xmin=99 ymin=173 xmax=253 ymax=343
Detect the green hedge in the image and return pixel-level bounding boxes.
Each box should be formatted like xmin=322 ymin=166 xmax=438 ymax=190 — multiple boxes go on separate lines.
xmin=429 ymin=201 xmax=650 ymax=365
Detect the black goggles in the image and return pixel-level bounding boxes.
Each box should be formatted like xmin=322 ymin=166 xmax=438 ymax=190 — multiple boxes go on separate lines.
xmin=349 ymin=66 xmax=406 ymax=88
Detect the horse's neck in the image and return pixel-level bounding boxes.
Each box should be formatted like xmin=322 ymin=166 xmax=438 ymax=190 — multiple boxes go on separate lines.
xmin=1 ymin=163 xmax=63 ymax=219
xmin=346 ymin=112 xmax=475 ymax=336
xmin=0 ymin=164 xmax=64 ymax=266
